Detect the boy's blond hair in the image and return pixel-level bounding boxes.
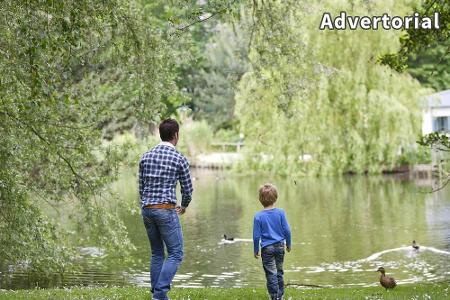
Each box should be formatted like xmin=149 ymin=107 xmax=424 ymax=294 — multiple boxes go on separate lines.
xmin=259 ymin=183 xmax=278 ymax=207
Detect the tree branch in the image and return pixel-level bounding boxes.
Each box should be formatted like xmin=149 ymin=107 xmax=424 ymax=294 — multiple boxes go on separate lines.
xmin=5 ymin=112 xmax=94 ymax=190
xmin=431 ymin=175 xmax=450 ymax=193
xmin=248 ymin=0 xmax=257 ymax=51
xmin=424 ymin=0 xmax=438 ymax=16
xmin=176 ymin=12 xmax=220 ymax=32
xmin=174 ymin=0 xmax=238 ymax=34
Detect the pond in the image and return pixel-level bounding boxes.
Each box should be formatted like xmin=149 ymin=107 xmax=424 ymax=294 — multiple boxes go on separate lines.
xmin=2 ymin=169 xmax=450 ymax=289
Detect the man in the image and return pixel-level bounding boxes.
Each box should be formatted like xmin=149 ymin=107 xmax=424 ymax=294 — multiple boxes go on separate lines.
xmin=139 ymin=119 xmax=193 ymax=300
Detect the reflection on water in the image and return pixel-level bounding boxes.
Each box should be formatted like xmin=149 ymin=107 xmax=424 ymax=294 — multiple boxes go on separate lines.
xmin=1 ymin=169 xmax=450 ymax=289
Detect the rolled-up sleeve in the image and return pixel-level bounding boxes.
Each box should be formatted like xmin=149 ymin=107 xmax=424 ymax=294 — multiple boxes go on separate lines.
xmin=177 ymin=156 xmax=193 ymax=208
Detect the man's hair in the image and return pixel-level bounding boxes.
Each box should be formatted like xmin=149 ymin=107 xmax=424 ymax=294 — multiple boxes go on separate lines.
xmin=159 ymin=119 xmax=179 ymax=142
xmin=258 ymin=183 xmax=278 ymax=207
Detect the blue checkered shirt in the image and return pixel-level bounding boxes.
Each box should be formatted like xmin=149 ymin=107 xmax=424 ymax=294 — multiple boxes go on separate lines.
xmin=139 ymin=142 xmax=193 ymax=208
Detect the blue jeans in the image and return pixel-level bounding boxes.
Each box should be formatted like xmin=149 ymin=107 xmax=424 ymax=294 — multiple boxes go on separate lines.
xmin=261 ymin=242 xmax=285 ymax=300
xmin=142 ymin=208 xmax=183 ymax=300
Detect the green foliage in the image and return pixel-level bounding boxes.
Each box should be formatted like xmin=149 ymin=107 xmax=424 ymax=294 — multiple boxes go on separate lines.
xmin=417 ymin=131 xmax=450 ymax=149
xmin=235 ymin=0 xmax=425 ymax=176
xmin=417 ymin=132 xmax=450 ymax=187
xmin=112 ymin=119 xmax=215 ymax=163
xmin=381 ymin=0 xmax=450 ymax=72
xmin=144 ymin=1 xmax=219 ymax=123
xmin=214 ymin=128 xmax=242 ymax=143
xmin=148 ymin=1 xmax=249 ymax=131
xmin=398 ymin=146 xmax=432 ymax=165
xmin=0 ymin=0 xmax=177 ymax=272
xmin=0 ymin=194 xmax=74 ymax=274
xmin=108 ymin=133 xmax=161 ymax=168
xmin=407 ymin=39 xmax=450 ymax=92
xmin=189 ymin=15 xmax=250 ymax=130
xmin=178 ymin=120 xmax=214 ymax=157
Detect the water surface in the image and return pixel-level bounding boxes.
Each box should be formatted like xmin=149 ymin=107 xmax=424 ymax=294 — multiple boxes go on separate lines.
xmin=2 ymin=169 xmax=450 ymax=289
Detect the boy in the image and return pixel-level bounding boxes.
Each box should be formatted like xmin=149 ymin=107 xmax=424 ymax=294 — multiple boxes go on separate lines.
xmin=253 ymin=183 xmax=292 ymax=300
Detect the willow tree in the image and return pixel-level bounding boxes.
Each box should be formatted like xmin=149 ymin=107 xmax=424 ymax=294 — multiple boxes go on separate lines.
xmin=0 ymin=0 xmax=177 ymax=273
xmin=235 ymin=0 xmax=426 ymax=176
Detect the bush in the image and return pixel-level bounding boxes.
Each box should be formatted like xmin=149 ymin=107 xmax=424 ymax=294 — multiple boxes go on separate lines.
xmin=178 ymin=120 xmax=213 ymax=158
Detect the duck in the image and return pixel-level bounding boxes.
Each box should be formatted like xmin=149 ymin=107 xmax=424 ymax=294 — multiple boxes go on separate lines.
xmin=223 ymin=234 xmax=234 ymax=241
xmin=412 ymin=240 xmax=420 ymax=250
xmin=377 ymin=267 xmax=397 ymax=291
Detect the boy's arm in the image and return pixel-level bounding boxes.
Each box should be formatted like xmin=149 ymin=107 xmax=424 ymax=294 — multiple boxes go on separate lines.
xmin=281 ymin=210 xmax=292 ymax=251
xmin=253 ymin=217 xmax=261 ymax=258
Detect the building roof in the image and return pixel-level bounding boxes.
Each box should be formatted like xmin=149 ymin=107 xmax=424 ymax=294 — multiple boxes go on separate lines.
xmin=428 ymin=89 xmax=450 ymax=108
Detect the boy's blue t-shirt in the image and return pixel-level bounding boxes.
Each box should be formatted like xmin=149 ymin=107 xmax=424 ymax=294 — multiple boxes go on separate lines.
xmin=253 ymin=208 xmax=292 ymax=254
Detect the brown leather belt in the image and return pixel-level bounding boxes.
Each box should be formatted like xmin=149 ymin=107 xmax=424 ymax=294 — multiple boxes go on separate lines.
xmin=144 ymin=203 xmax=176 ymax=209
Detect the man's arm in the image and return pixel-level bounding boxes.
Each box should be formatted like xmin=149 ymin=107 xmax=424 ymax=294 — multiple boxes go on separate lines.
xmin=138 ymin=159 xmax=144 ymax=202
xmin=177 ymin=156 xmax=193 ymax=209
xmin=253 ymin=216 xmax=261 ymax=258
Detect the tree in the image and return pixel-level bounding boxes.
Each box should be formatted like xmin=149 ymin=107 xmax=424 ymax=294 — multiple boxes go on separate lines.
xmin=191 ymin=19 xmax=249 ymax=130
xmin=407 ymin=39 xmax=450 ymax=92
xmin=0 ymin=0 xmax=177 ymax=272
xmin=158 ymin=0 xmax=247 ymax=131
xmin=235 ymin=0 xmax=425 ymax=176
xmin=380 ymin=0 xmax=449 ymax=72
xmin=385 ymin=0 xmax=450 ymax=191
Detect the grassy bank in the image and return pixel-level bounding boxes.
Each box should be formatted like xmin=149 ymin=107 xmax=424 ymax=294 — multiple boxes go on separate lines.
xmin=1 ymin=284 xmax=449 ymax=300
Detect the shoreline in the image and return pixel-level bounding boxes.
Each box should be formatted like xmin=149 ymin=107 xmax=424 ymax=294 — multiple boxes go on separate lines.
xmin=1 ymin=284 xmax=449 ymax=299
xmin=189 ymin=152 xmax=432 ymax=177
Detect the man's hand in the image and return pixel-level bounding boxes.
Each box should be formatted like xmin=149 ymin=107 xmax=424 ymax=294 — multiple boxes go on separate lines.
xmin=254 ymin=253 xmax=259 ymax=259
xmin=176 ymin=206 xmax=186 ymax=215
xmin=286 ymin=246 xmax=291 ymax=253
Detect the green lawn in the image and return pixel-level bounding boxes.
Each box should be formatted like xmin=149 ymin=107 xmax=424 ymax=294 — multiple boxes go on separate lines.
xmin=0 ymin=284 xmax=449 ymax=299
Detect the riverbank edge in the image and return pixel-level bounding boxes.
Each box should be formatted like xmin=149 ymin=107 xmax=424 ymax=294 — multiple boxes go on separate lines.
xmin=1 ymin=283 xmax=449 ymax=299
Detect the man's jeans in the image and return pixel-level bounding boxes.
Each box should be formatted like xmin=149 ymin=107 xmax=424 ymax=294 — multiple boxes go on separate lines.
xmin=261 ymin=242 xmax=285 ymax=300
xmin=142 ymin=208 xmax=183 ymax=300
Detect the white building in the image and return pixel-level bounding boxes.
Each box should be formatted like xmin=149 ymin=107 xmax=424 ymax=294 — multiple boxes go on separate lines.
xmin=422 ymin=89 xmax=450 ymax=135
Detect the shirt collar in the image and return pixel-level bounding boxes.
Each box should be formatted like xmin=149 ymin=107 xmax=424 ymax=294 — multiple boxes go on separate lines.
xmin=159 ymin=141 xmax=175 ymax=148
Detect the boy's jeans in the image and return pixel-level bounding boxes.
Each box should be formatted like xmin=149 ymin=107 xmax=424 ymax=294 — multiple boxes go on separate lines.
xmin=261 ymin=242 xmax=285 ymax=300
xmin=142 ymin=208 xmax=184 ymax=300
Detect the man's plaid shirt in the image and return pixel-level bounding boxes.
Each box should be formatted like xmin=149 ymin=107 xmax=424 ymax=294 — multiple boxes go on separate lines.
xmin=139 ymin=142 xmax=193 ymax=208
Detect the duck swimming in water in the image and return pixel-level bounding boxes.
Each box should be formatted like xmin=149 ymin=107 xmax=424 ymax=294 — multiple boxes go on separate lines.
xmin=223 ymin=234 xmax=234 ymax=241
xmin=377 ymin=267 xmax=397 ymax=291
xmin=412 ymin=240 xmax=420 ymax=250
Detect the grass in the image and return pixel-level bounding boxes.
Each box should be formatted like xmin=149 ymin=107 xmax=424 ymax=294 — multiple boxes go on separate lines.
xmin=0 ymin=284 xmax=449 ymax=300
